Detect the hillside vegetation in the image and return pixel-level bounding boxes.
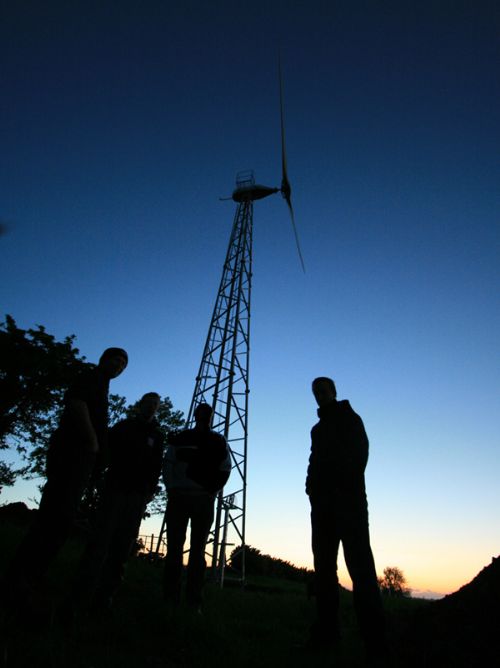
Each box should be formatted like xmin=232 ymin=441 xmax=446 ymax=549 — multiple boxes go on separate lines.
xmin=1 ymin=509 xmax=497 ymax=667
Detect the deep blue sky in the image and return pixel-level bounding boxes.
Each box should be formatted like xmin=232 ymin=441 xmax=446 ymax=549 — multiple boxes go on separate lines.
xmin=1 ymin=1 xmax=499 ymax=597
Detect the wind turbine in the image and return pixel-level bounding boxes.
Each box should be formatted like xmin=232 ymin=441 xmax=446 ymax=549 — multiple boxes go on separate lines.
xmin=157 ymin=64 xmax=304 ymax=584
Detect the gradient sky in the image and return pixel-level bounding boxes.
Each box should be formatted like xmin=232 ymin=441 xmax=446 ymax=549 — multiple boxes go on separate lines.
xmin=1 ymin=1 xmax=498 ymax=598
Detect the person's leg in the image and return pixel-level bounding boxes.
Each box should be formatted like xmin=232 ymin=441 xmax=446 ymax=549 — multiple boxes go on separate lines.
xmin=310 ymin=499 xmax=342 ymax=643
xmin=342 ymin=511 xmax=386 ymax=660
xmin=69 ymin=488 xmax=120 ymax=612
xmin=163 ymin=494 xmax=190 ymax=604
xmin=7 ymin=450 xmax=95 ymax=587
xmin=185 ymin=494 xmax=214 ymax=607
xmin=93 ymin=492 xmax=146 ymax=608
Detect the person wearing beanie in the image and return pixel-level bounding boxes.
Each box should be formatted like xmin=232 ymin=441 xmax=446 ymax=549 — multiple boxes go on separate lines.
xmin=2 ymin=347 xmax=128 ymax=614
xmin=99 ymin=347 xmax=128 ymax=368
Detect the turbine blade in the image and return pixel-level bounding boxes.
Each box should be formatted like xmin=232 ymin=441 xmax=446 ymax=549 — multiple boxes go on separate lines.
xmin=279 ymin=58 xmax=304 ymax=272
xmin=279 ymin=56 xmax=289 ymax=195
xmin=285 ymin=197 xmax=306 ymax=273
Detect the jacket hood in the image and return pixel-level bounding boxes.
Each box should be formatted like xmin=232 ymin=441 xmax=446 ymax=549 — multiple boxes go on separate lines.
xmin=317 ymin=399 xmax=352 ymax=419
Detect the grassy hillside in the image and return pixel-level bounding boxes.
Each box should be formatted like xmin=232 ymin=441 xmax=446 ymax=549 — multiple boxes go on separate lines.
xmin=2 ymin=516 xmax=495 ymax=667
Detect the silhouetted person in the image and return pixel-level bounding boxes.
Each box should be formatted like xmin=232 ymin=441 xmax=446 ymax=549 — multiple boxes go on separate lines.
xmin=163 ymin=403 xmax=230 ymax=610
xmin=2 ymin=347 xmax=128 ymax=605
xmin=68 ymin=392 xmax=164 ymax=614
xmin=306 ymin=377 xmax=385 ymax=663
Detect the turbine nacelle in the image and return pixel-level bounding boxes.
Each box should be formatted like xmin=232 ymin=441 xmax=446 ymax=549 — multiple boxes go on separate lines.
xmin=232 ymin=184 xmax=279 ymax=203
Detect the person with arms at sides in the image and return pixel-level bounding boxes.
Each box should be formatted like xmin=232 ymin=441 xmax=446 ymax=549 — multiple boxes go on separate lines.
xmin=163 ymin=403 xmax=230 ymax=612
xmin=306 ymin=376 xmax=386 ymax=665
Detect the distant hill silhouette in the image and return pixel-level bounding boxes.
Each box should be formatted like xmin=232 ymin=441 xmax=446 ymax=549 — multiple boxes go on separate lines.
xmin=399 ymin=555 xmax=500 ymax=667
xmin=434 ymin=555 xmax=499 ymax=614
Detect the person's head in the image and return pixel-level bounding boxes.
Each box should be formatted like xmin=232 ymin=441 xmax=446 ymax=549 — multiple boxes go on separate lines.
xmin=193 ymin=402 xmax=213 ymax=428
xmin=312 ymin=377 xmax=337 ymax=407
xmin=138 ymin=392 xmax=161 ymax=421
xmin=98 ymin=347 xmax=128 ymax=379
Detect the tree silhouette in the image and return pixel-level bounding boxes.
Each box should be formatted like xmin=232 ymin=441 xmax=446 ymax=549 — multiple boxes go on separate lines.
xmin=378 ymin=566 xmax=411 ymax=597
xmin=0 ymin=461 xmax=16 ymax=491
xmin=229 ymin=544 xmax=311 ymax=582
xmin=0 ymin=314 xmax=88 ymax=486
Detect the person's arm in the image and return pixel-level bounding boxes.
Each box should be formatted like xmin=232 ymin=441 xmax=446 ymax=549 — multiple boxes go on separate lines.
xmin=348 ymin=414 xmax=369 ymax=473
xmin=305 ymin=449 xmax=314 ymax=496
xmin=162 ymin=445 xmax=177 ymax=489
xmin=107 ymin=420 xmax=126 ymax=465
xmin=146 ymin=434 xmax=164 ymax=500
xmin=305 ymin=426 xmax=317 ymax=496
xmin=66 ymin=399 xmax=99 ymax=453
xmin=216 ymin=439 xmax=231 ymax=491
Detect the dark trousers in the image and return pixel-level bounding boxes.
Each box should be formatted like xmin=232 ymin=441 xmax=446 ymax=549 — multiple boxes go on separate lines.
xmin=163 ymin=492 xmax=215 ymax=605
xmin=310 ymin=497 xmax=385 ymax=655
xmin=7 ymin=450 xmax=96 ymax=586
xmin=71 ymin=488 xmax=147 ymax=610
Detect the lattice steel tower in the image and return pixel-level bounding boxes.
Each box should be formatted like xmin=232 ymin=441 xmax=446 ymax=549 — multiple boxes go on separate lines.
xmin=157 ymin=67 xmax=304 ymax=584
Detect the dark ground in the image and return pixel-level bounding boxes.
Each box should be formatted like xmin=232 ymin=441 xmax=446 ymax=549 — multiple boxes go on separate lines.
xmin=0 ymin=503 xmax=498 ymax=667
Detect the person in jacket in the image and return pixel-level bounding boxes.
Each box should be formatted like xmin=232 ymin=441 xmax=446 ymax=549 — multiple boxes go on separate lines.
xmin=69 ymin=392 xmax=164 ymax=613
xmin=163 ymin=402 xmax=230 ymax=610
xmin=306 ymin=376 xmax=385 ymax=662
xmin=3 ymin=347 xmax=128 ymax=601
